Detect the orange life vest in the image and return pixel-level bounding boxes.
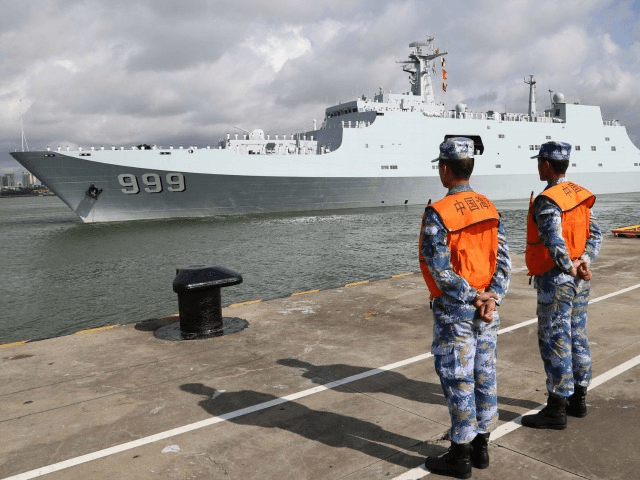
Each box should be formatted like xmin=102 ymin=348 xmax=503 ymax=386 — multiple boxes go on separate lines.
xmin=418 ymin=191 xmax=500 ymax=300
xmin=525 ymin=181 xmax=595 ymax=276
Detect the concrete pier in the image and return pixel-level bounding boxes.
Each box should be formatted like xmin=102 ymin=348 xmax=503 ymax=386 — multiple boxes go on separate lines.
xmin=1 ymin=239 xmax=639 ymax=479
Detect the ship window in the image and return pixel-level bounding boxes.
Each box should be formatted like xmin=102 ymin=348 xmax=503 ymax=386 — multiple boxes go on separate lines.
xmin=605 ymin=137 xmax=610 ymax=141
xmin=535 ymin=145 xmax=541 ymax=150
xmin=572 ymin=163 xmax=577 ymax=167
xmin=80 ymin=153 xmax=91 ymax=156
xmin=546 ymin=136 xmax=551 ymax=139
xmin=575 ymin=145 xmax=581 ymax=151
xmin=495 ymin=164 xmax=501 ymax=168
xmin=498 ymin=134 xmax=505 ymax=138
xmin=555 ymin=109 xmax=560 ymax=116
xmin=381 ymin=165 xmax=389 ymax=169
xmin=433 ymin=165 xmax=438 ymax=169
xmin=390 ymin=165 xmax=398 ymax=169
xmin=635 ymin=163 xmax=639 ymax=166
xmin=611 ymin=146 xmax=616 ymax=151
xmin=598 ymin=163 xmax=603 ymax=167
xmin=529 ymin=145 xmax=535 ymax=150
xmin=591 ymin=146 xmax=596 ymax=151
xmin=486 ymin=126 xmax=490 ymax=129
xmin=160 ymin=152 xmax=172 ymax=155
xmin=380 ymin=145 xmax=384 ymax=148
xmin=365 ymin=144 xmax=368 ymax=148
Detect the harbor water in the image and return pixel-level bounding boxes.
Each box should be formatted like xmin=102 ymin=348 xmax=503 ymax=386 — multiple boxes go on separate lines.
xmin=1 ymin=193 xmax=639 ymax=344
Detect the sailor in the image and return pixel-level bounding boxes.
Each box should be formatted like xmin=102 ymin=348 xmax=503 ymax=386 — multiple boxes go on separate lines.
xmin=521 ymin=141 xmax=602 ymax=430
xmin=419 ymin=137 xmax=511 ymax=478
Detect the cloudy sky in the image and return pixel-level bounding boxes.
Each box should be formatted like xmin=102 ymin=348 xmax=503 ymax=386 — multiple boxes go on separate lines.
xmin=1 ymin=0 xmax=639 ymax=174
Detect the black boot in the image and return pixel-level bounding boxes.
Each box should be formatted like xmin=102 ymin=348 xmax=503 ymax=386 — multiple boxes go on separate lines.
xmin=424 ymin=441 xmax=472 ymax=479
xmin=566 ymin=385 xmax=588 ymax=417
xmin=521 ymin=393 xmax=567 ymax=430
xmin=470 ymin=432 xmax=490 ymax=469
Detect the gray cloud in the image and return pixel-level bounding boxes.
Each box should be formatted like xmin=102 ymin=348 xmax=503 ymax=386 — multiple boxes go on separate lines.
xmin=2 ymin=0 xmax=640 ymax=172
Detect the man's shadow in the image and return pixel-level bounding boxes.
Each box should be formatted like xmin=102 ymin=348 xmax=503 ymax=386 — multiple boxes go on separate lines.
xmin=277 ymin=358 xmax=447 ymax=406
xmin=180 ymin=383 xmax=440 ymax=468
xmin=277 ymin=358 xmax=541 ymax=422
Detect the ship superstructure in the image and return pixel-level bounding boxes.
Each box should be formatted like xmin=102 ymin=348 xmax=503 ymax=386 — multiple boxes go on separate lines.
xmin=10 ymin=36 xmax=640 ymax=223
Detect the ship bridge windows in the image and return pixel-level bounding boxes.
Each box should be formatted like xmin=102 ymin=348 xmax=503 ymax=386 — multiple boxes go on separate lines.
xmin=443 ymin=135 xmax=484 ymax=155
xmin=591 ymin=146 xmax=597 ymax=151
xmin=575 ymin=145 xmax=581 ymax=151
xmin=611 ymin=146 xmax=617 ymax=151
xmin=498 ymin=134 xmax=505 ymax=139
xmin=605 ymin=137 xmax=610 ymax=141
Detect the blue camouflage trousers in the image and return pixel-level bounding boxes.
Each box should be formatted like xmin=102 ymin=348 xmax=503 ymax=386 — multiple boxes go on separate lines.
xmin=432 ymin=315 xmax=500 ymax=444
xmin=536 ymin=274 xmax=592 ymax=397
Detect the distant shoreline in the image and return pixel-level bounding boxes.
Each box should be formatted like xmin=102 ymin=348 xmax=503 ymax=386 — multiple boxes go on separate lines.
xmin=0 ymin=190 xmax=55 ymax=198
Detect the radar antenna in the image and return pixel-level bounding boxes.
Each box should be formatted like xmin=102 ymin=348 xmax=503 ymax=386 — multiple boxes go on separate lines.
xmin=396 ymin=35 xmax=447 ymax=105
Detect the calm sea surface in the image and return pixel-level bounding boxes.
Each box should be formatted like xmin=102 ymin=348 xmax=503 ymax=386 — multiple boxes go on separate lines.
xmin=1 ymin=193 xmax=639 ymax=344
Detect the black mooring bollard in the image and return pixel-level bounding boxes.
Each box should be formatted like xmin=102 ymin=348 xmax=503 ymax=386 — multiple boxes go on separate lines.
xmin=172 ymin=265 xmax=243 ymax=339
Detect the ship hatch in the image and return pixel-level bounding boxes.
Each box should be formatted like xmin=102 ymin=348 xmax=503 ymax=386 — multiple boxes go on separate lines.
xmin=443 ymin=135 xmax=484 ymax=155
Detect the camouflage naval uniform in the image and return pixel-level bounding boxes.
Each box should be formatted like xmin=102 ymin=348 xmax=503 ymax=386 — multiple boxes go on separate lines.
xmin=533 ymin=177 xmax=602 ymax=397
xmin=421 ymin=184 xmax=511 ymax=444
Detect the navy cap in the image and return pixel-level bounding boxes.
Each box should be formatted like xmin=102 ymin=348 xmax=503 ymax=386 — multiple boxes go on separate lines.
xmin=432 ymin=137 xmax=475 ymax=163
xmin=531 ymin=141 xmax=571 ymax=161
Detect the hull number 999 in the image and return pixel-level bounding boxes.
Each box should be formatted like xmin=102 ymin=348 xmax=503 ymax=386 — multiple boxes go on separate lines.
xmin=118 ymin=173 xmax=186 ymax=194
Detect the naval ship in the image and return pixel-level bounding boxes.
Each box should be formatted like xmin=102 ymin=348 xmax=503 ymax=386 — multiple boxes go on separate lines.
xmin=10 ymin=36 xmax=640 ymax=223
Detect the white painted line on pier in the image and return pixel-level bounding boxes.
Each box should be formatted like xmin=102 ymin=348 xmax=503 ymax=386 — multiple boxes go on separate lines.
xmin=4 ymin=283 xmax=640 ymax=480
xmin=390 ymin=352 xmax=640 ymax=480
xmin=588 ymin=283 xmax=640 ymax=304
xmin=497 ymin=283 xmax=640 ymax=335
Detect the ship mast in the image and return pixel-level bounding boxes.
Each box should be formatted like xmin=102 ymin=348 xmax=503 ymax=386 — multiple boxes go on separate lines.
xmin=524 ymin=75 xmax=537 ymax=118
xmin=397 ymin=36 xmax=447 ymax=105
xmin=20 ymin=98 xmax=29 ymax=152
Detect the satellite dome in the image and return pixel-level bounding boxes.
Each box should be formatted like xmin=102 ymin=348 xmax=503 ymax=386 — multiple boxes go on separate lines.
xmin=552 ymin=92 xmax=566 ymax=104
xmin=455 ymin=103 xmax=467 ymax=114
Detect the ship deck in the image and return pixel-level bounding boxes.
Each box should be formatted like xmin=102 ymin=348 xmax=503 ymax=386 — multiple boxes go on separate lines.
xmin=2 ymin=238 xmax=639 ymax=480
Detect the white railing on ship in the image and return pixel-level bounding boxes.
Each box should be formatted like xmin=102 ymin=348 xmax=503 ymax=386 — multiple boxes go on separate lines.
xmin=54 ymin=144 xmax=216 ymax=152
xmin=439 ymin=111 xmax=559 ymax=123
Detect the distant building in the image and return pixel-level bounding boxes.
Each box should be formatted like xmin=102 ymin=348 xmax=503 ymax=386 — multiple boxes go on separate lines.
xmin=2 ymin=173 xmax=14 ymax=187
xmin=22 ymin=171 xmax=38 ymax=187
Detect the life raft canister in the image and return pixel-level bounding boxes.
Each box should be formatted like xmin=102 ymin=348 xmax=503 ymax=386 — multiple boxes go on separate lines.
xmin=418 ymin=191 xmax=500 ymax=300
xmin=525 ymin=182 xmax=595 ymax=276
